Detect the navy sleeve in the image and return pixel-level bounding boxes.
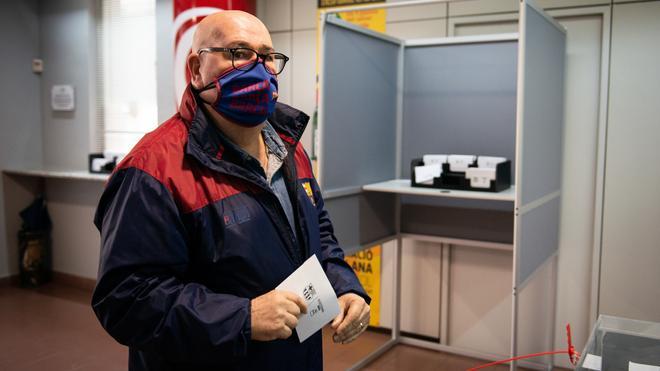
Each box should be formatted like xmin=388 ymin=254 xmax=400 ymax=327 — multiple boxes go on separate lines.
xmin=92 ymin=167 xmax=251 ymax=363
xmin=309 ymin=176 xmax=371 ymax=305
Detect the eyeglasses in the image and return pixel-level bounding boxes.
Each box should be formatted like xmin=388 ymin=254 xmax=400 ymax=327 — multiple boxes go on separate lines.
xmin=197 ymin=47 xmax=289 ymax=75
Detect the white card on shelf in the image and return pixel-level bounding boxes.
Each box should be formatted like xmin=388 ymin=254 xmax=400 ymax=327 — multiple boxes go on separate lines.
xmin=276 ymin=255 xmax=340 ymax=343
xmin=448 ymin=154 xmax=476 ymax=172
xmin=465 ymin=167 xmax=496 ymax=189
xmin=477 ymin=156 xmax=506 ymax=169
xmin=422 ymin=154 xmax=448 ymax=165
xmin=414 ymin=163 xmax=442 ymax=184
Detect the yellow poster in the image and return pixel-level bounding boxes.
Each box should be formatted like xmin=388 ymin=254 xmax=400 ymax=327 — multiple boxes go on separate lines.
xmin=344 ymin=245 xmax=381 ymax=327
xmin=316 ymin=0 xmax=386 ymax=72
xmin=333 ymin=8 xmax=386 ymax=33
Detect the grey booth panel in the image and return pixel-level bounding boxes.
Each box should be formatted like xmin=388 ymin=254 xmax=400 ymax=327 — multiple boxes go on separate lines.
xmin=324 ymin=192 xmax=397 ymax=255
xmin=401 ymin=41 xmax=518 ymax=180
xmin=515 ymin=196 xmax=560 ymax=287
xmin=400 ymin=195 xmax=514 ymax=244
xmin=518 ymin=4 xmax=565 ymax=205
xmin=321 ymin=21 xmax=399 ymax=191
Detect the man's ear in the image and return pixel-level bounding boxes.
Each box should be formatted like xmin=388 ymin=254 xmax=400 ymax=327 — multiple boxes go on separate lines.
xmin=187 ymin=53 xmax=203 ymax=89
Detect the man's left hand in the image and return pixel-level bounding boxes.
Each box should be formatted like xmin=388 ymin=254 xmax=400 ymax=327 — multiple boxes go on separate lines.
xmin=330 ymin=293 xmax=370 ymax=344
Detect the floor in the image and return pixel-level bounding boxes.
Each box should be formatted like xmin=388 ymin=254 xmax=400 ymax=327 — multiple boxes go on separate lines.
xmin=0 ymin=282 xmax=544 ymax=371
xmin=322 ymin=329 xmax=520 ymax=371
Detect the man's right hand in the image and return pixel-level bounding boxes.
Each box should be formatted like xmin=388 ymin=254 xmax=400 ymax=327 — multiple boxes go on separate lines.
xmin=250 ymin=290 xmax=307 ymax=341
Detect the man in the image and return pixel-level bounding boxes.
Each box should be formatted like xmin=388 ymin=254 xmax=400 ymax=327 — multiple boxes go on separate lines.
xmin=92 ymin=10 xmax=370 ymax=371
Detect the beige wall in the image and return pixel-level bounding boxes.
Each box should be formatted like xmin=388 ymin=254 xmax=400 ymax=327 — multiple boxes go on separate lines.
xmin=599 ymin=1 xmax=660 ymax=323
xmin=0 ymin=0 xmax=42 ymax=279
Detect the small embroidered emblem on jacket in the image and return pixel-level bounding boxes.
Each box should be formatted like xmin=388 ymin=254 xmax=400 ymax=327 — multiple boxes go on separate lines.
xmin=224 ymin=206 xmax=251 ymax=227
xmin=302 ymin=181 xmax=316 ymax=206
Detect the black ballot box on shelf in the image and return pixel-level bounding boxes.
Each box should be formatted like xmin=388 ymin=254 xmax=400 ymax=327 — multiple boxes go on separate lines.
xmin=410 ymin=157 xmax=511 ymax=193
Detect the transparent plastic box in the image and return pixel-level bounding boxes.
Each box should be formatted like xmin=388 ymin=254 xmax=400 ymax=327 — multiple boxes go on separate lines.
xmin=577 ymin=315 xmax=660 ymax=371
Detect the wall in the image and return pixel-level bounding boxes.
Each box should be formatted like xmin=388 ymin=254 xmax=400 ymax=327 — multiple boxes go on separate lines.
xmin=31 ymin=0 xmax=102 ymax=280
xmin=40 ymin=0 xmax=96 ymax=171
xmin=0 ymin=0 xmax=104 ymax=280
xmin=0 ymin=0 xmax=43 ymax=278
xmin=599 ymin=0 xmax=660 ymax=323
xmin=2 ymin=0 xmax=170 ymax=281
xmin=156 ymin=0 xmax=176 ymax=123
xmin=46 ymin=178 xmax=105 ymax=279
xmin=256 ymin=0 xmax=317 ymax=150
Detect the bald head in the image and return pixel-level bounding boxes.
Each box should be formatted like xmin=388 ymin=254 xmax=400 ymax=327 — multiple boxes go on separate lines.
xmin=192 ymin=11 xmax=272 ymax=54
xmin=187 ymin=10 xmax=279 ymax=115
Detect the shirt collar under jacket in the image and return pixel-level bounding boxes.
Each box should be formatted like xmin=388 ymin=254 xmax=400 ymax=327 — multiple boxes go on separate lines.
xmin=210 ymin=119 xmax=288 ymax=184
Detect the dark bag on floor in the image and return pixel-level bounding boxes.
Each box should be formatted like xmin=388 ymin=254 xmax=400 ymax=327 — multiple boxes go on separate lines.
xmin=18 ymin=196 xmax=52 ymax=287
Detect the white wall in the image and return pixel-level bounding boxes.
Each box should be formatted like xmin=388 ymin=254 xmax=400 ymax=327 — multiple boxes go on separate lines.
xmin=40 ymin=0 xmax=97 ymax=171
xmin=47 ymin=179 xmax=105 ymax=279
xmin=156 ymin=0 xmax=176 ymax=123
xmin=0 ymin=0 xmax=43 ymax=279
xmin=2 ymin=0 xmax=115 ymax=280
xmin=551 ymin=10 xmax=605 ymax=365
xmin=599 ymin=1 xmax=660 ymax=323
xmin=256 ymin=0 xmax=317 ymax=150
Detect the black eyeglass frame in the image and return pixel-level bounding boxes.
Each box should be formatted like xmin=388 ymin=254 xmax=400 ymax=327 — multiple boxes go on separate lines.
xmin=197 ymin=47 xmax=289 ymax=75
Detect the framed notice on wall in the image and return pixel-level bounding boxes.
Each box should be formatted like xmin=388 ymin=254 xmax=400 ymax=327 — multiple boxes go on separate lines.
xmin=51 ymin=85 xmax=75 ymax=112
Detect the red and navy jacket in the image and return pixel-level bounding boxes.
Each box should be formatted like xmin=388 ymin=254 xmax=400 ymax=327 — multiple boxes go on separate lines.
xmin=92 ymin=86 xmax=370 ymax=371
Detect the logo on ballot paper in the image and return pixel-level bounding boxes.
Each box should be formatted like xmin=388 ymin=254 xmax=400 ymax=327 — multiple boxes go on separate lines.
xmin=303 ymin=283 xmax=317 ymax=301
xmin=309 ymin=299 xmax=325 ymax=318
xmin=302 ymin=282 xmax=325 ymax=318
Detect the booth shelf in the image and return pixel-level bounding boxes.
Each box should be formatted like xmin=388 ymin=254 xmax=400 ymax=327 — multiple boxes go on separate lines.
xmin=363 ymin=179 xmax=515 ymax=202
xmin=4 ymin=169 xmax=109 ymax=182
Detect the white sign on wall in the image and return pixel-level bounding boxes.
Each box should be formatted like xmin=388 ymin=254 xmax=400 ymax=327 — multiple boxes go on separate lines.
xmin=51 ymin=85 xmax=75 ymax=111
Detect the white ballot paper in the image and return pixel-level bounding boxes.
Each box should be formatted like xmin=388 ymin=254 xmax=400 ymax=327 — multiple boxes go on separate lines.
xmin=276 ymin=255 xmax=340 ymax=342
xmin=422 ymin=154 xmax=448 ymax=165
xmin=415 ymin=163 xmax=442 ymax=184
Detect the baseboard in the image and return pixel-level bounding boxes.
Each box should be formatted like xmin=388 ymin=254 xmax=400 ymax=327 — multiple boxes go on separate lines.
xmin=52 ymin=271 xmax=96 ymax=292
xmin=0 ymin=272 xmax=96 ymax=292
xmin=0 ymin=274 xmax=19 ymax=287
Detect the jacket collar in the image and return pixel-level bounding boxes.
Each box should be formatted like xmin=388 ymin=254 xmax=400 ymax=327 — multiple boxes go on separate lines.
xmin=179 ymin=84 xmax=309 ymax=183
xmin=179 ymin=84 xmax=309 ymax=152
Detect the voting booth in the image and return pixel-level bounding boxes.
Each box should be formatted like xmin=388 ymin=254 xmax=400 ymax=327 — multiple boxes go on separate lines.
xmin=318 ymin=0 xmax=565 ymax=369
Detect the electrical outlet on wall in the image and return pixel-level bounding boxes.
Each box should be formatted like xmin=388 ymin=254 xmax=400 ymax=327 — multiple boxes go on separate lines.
xmin=32 ymin=58 xmax=43 ymax=74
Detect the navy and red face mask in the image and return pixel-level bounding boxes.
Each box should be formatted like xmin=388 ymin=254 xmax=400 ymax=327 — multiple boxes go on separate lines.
xmin=199 ymin=62 xmax=278 ymax=127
